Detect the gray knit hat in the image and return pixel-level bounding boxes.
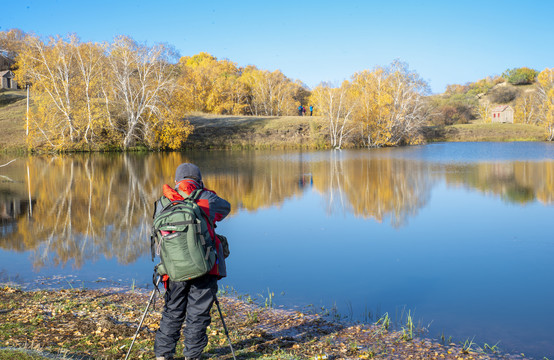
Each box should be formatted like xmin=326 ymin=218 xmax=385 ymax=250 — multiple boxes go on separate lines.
xmin=175 ymin=163 xmax=202 ymax=182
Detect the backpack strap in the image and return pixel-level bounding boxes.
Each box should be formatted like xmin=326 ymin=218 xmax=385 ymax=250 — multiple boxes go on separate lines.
xmin=150 ymin=198 xmax=165 ymax=261
xmin=193 ymin=189 xmax=216 ymax=230
xmin=157 ymin=199 xmax=198 ymax=227
xmin=177 ymin=187 xmax=203 ymax=201
xmin=183 ymin=188 xmax=218 ymax=240
xmin=175 ymin=187 xmax=217 ymax=237
xmin=191 ymin=188 xmax=204 ymax=202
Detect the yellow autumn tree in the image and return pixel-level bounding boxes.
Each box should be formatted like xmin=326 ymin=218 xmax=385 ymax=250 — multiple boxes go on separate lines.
xmin=350 ymin=67 xmax=393 ymax=146
xmin=0 ymin=28 xmax=26 ymax=64
xmin=105 ymin=36 xmax=181 ymax=149
xmin=478 ymin=100 xmax=492 ymax=123
xmin=72 ymin=41 xmax=109 ymax=147
xmin=513 ymin=92 xmax=537 ymax=124
xmin=148 ymin=94 xmax=194 ymax=150
xmin=16 ymin=33 xmax=189 ymax=150
xmin=16 ymin=34 xmax=106 ymax=149
xmin=537 ymin=68 xmax=554 ymax=140
xmin=241 ymin=66 xmax=299 ymax=116
xmin=350 ymin=60 xmax=429 ymax=147
xmin=175 ymin=52 xmax=247 ymax=115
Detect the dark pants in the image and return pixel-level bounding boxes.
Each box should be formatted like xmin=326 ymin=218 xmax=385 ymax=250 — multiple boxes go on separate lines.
xmin=154 ymin=275 xmax=218 ymax=359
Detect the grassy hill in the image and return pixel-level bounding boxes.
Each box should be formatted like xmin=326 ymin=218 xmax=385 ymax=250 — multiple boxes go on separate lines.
xmin=0 ymin=89 xmax=27 ymax=152
xmin=425 ymin=122 xmax=545 ymax=142
xmin=184 ymin=113 xmax=327 ymax=149
xmin=478 ymin=81 xmax=535 ymax=111
xmin=0 ymin=88 xmax=547 ymax=153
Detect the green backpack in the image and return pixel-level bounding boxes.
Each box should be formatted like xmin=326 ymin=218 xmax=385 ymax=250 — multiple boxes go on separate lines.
xmin=151 ymin=189 xmax=217 ymax=281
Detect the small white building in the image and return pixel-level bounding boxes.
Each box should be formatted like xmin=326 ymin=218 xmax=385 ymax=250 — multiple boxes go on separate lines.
xmin=491 ymin=105 xmax=513 ymax=123
xmin=0 ymin=70 xmax=18 ymax=90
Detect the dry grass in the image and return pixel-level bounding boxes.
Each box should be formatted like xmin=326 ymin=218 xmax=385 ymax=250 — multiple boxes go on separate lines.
xmin=0 ymin=349 xmax=51 ymax=360
xmin=0 ymin=89 xmax=27 ymax=152
xmin=185 ymin=113 xmax=328 ymax=149
xmin=428 ymin=122 xmax=546 ymax=142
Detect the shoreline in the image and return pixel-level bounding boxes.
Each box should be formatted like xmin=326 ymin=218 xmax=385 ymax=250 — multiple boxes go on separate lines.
xmin=0 ymin=93 xmax=549 ymax=153
xmin=0 ymin=285 xmax=533 ymax=360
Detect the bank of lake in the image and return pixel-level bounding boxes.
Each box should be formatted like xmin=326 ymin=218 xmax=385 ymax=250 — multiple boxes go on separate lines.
xmin=0 ymin=89 xmax=548 ymax=152
xmin=0 ymin=285 xmax=532 ymax=360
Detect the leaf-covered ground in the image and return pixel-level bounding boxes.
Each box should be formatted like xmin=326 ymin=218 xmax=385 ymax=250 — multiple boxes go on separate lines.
xmin=0 ymin=286 xmax=530 ymax=360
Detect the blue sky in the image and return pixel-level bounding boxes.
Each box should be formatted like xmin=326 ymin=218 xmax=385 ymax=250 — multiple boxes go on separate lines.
xmin=3 ymin=0 xmax=553 ymax=93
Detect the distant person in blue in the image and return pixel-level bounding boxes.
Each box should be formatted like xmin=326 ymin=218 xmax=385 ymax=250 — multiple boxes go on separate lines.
xmin=309 ymin=105 xmax=313 ymax=116
xmin=298 ymin=105 xmax=303 ymax=116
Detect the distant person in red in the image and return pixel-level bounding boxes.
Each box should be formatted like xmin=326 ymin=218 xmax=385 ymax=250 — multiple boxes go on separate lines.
xmin=302 ymin=106 xmax=306 ymax=115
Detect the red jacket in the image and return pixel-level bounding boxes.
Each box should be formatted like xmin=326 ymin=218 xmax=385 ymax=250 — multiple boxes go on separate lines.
xmin=161 ymin=179 xmax=231 ymax=278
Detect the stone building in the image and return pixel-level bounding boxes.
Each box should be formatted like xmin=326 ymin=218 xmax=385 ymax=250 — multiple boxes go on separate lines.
xmin=0 ymin=70 xmax=18 ymax=89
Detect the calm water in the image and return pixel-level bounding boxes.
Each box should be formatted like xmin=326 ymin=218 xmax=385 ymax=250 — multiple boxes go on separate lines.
xmin=1 ymin=142 xmax=553 ymax=358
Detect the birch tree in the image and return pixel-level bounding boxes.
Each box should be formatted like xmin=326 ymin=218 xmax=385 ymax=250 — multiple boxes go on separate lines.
xmin=74 ymin=41 xmax=106 ymax=146
xmin=478 ymin=101 xmax=492 ymax=123
xmin=17 ymin=34 xmax=84 ymax=147
xmin=106 ymin=36 xmax=179 ymax=149
xmin=0 ymin=28 xmax=26 ymax=62
xmin=310 ymin=81 xmax=356 ymax=149
xmin=536 ymin=68 xmax=554 ymax=141
xmin=350 ymin=68 xmax=392 ymax=146
xmin=514 ymin=92 xmax=537 ymax=124
xmin=241 ymin=67 xmax=298 ymax=116
xmin=350 ymin=61 xmax=429 ymax=147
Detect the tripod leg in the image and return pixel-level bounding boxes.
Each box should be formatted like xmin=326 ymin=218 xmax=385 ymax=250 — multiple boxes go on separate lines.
xmin=214 ymin=296 xmax=237 ymax=360
xmin=125 ymin=277 xmax=160 ymax=360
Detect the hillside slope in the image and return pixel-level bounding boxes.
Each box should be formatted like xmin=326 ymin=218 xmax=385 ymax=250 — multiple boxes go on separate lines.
xmin=184 ymin=113 xmax=326 ymax=149
xmin=0 ymin=89 xmax=27 ymax=151
xmin=478 ymin=81 xmax=536 ymax=114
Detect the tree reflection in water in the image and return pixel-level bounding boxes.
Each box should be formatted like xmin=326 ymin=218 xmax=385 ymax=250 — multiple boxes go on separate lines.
xmin=0 ymin=150 xmax=553 ymax=270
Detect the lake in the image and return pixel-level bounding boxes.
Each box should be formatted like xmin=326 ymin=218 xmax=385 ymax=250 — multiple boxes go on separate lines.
xmin=1 ymin=142 xmax=553 ymax=358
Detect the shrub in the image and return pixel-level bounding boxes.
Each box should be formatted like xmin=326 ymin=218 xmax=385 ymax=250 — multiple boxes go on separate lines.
xmin=466 ymin=78 xmax=495 ymax=98
xmin=429 ymin=90 xmax=477 ymax=126
xmin=493 ymin=76 xmax=506 ymax=85
xmin=431 ymin=103 xmax=474 ymax=125
xmin=489 ymin=87 xmax=519 ymax=104
xmin=502 ymin=67 xmax=538 ymax=85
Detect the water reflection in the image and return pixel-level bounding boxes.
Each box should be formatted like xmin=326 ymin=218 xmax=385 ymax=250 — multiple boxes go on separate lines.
xmin=445 ymin=162 xmax=554 ymax=204
xmin=310 ymin=152 xmax=433 ymax=226
xmin=0 ymin=193 xmax=33 ymax=239
xmin=0 ymin=149 xmax=553 ymax=271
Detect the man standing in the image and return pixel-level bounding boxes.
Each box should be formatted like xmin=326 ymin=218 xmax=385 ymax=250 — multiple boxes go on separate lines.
xmin=154 ymin=163 xmax=231 ymax=360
